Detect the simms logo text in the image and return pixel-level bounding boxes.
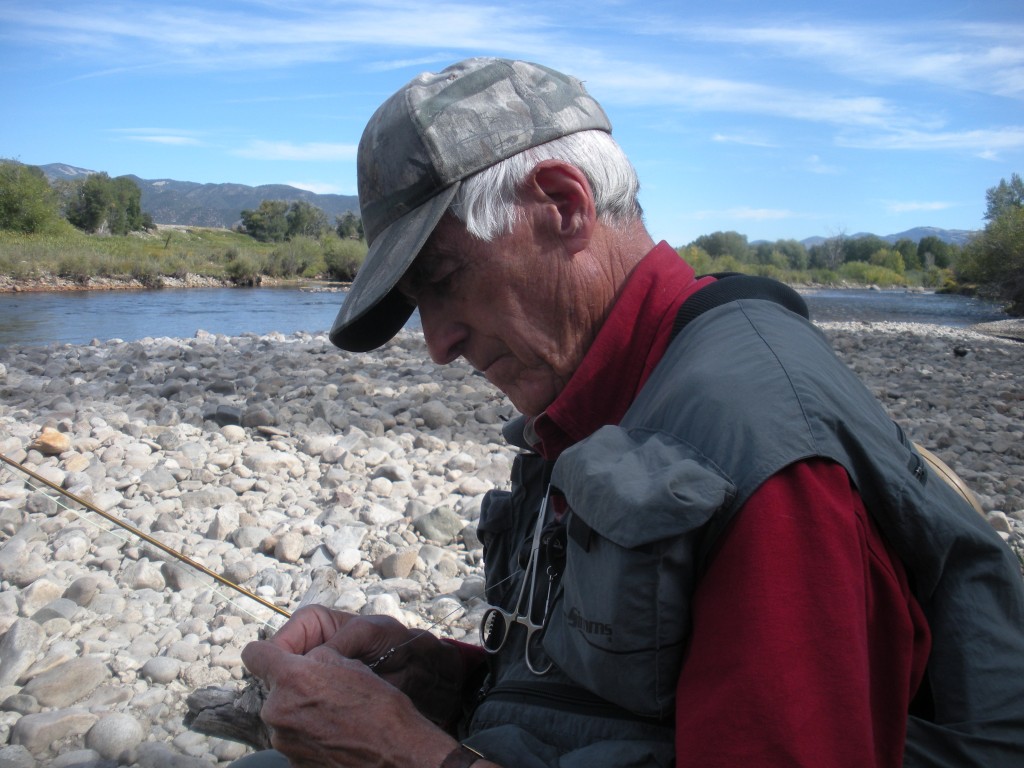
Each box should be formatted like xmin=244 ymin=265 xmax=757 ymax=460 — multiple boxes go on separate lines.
xmin=567 ymin=607 xmax=613 ymax=638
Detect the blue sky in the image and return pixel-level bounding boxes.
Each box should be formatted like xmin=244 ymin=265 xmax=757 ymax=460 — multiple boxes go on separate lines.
xmin=1 ymin=0 xmax=1021 ymax=246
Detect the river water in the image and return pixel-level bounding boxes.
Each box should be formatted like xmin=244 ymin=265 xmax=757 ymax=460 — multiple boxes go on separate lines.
xmin=0 ymin=285 xmax=1009 ymax=348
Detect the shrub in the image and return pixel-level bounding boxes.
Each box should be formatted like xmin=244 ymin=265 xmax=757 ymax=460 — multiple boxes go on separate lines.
xmin=838 ymin=261 xmax=907 ymax=287
xmin=323 ymin=237 xmax=367 ymax=281
xmin=225 ymin=253 xmax=262 ymax=286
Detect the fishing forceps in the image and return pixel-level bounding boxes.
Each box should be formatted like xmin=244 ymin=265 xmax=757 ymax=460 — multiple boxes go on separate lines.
xmin=480 ymin=485 xmax=555 ymax=675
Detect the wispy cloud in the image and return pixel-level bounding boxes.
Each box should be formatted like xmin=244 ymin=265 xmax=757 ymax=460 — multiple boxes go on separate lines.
xmin=884 ymin=200 xmax=955 ymax=214
xmin=711 ymin=132 xmax=777 ymax=148
xmin=126 ymin=135 xmax=203 ymax=146
xmin=233 ymin=140 xmax=357 ymax=161
xmin=806 ymin=155 xmax=840 ymax=175
xmin=0 ymin=2 xmax=550 ymax=72
xmin=287 ymin=180 xmax=348 ymax=195
xmin=110 ymin=128 xmax=205 ymax=147
xmin=675 ymin=20 xmax=1024 ymax=99
xmin=837 ymin=126 xmax=1024 ymax=156
xmin=693 ymin=207 xmax=800 ymax=222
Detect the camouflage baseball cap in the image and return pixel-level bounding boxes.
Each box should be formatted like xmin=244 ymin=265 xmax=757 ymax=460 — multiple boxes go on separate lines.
xmin=328 ymin=57 xmax=612 ymax=352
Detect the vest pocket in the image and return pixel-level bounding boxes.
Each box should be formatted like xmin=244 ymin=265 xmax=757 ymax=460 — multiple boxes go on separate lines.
xmin=545 ymin=425 xmax=736 ymax=718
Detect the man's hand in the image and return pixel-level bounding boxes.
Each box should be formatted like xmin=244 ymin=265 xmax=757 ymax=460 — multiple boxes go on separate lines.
xmin=240 ymin=607 xmax=471 ymax=767
xmin=242 ymin=637 xmax=457 ymax=768
xmin=256 ymin=606 xmax=468 ymax=725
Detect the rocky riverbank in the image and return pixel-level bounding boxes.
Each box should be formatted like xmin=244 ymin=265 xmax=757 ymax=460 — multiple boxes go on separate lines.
xmin=0 ymin=322 xmax=1022 ymax=767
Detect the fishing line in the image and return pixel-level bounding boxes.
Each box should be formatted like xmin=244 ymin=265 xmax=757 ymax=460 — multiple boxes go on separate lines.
xmin=16 ymin=472 xmax=287 ymax=630
xmin=0 ymin=451 xmax=291 ymax=628
xmin=1 ymin=450 xmax=514 ymax=656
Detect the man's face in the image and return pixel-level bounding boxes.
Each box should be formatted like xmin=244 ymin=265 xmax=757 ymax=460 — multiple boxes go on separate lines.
xmin=397 ymin=213 xmax=595 ymax=418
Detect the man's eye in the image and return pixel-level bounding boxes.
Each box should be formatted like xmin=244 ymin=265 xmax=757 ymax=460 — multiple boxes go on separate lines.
xmin=428 ymin=269 xmax=456 ymax=296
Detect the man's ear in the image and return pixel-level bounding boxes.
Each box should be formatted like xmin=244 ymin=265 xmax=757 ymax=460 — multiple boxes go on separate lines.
xmin=526 ymin=161 xmax=596 ymax=252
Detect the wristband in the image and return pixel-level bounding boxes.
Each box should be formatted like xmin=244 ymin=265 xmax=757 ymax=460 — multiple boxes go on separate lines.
xmin=439 ymin=743 xmax=484 ymax=768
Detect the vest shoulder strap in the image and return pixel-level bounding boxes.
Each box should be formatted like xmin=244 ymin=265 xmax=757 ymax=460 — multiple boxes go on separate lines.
xmin=672 ymin=273 xmax=809 ymax=340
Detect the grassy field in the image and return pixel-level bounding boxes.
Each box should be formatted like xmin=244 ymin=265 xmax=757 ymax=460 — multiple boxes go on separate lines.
xmin=0 ymin=224 xmax=366 ymax=288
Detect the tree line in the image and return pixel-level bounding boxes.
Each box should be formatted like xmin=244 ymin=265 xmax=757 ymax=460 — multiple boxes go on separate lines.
xmin=0 ymin=160 xmax=153 ymax=235
xmin=681 ymin=229 xmax=959 ymax=283
xmin=239 ymin=199 xmax=364 ymax=243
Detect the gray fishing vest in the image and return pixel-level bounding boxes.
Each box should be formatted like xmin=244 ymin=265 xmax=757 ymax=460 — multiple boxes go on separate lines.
xmin=465 ymin=299 xmax=1024 ymax=767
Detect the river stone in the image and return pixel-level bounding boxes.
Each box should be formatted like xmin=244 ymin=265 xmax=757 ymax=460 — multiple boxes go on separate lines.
xmin=418 ymin=401 xmax=455 ymax=429
xmin=378 ymin=548 xmax=418 ymax=579
xmin=123 ymin=561 xmax=166 ymax=591
xmin=0 ymin=744 xmax=35 ymax=768
xmin=412 ymin=507 xmax=464 ymax=545
xmin=0 ymin=538 xmax=28 ymax=582
xmin=10 ymin=708 xmax=98 ymax=754
xmin=21 ymin=657 xmax=109 ymax=708
xmin=140 ymin=467 xmax=178 ymax=493
xmin=141 ymin=656 xmax=181 ymax=684
xmin=274 ymin=531 xmax=305 ymax=563
xmin=30 ymin=598 xmax=80 ymax=624
xmin=0 ymin=619 xmax=45 ymax=687
xmin=29 ymin=427 xmax=71 ymax=456
xmin=24 ymin=492 xmax=58 ymax=517
xmin=0 ymin=694 xmax=39 ymax=715
xmin=85 ymin=712 xmax=145 ymax=760
xmin=17 ymin=579 xmax=63 ymax=618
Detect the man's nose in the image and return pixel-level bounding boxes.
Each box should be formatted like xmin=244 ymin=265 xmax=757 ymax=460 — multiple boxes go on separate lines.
xmin=419 ymin=305 xmax=467 ymax=365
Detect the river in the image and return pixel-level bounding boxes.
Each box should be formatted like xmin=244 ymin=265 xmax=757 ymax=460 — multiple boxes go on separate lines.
xmin=0 ymin=285 xmax=1009 ymax=348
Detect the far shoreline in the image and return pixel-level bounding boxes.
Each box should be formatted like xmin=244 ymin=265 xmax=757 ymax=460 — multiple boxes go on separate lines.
xmin=0 ymin=273 xmax=352 ymax=294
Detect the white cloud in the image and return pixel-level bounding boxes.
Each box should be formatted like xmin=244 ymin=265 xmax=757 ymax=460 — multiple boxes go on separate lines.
xmin=884 ymin=200 xmax=954 ymax=214
xmin=711 ymin=132 xmax=777 ymax=148
xmin=674 ymin=20 xmax=1024 ymax=99
xmin=806 ymin=155 xmax=840 ymax=175
xmin=693 ymin=207 xmax=799 ymax=221
xmin=125 ymin=135 xmax=203 ymax=146
xmin=286 ymin=181 xmax=348 ymax=195
xmin=233 ymin=141 xmax=357 ymax=161
xmin=837 ymin=126 xmax=1024 ymax=155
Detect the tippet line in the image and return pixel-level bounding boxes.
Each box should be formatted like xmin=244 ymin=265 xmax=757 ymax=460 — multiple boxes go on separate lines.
xmin=0 ymin=450 xmax=291 ymax=620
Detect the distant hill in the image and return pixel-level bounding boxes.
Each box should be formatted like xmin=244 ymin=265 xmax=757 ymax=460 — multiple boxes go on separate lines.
xmin=800 ymin=226 xmax=977 ymax=248
xmin=38 ymin=163 xmax=359 ymax=229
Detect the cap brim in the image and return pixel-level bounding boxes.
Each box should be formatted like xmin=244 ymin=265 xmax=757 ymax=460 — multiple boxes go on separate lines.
xmin=329 ymin=183 xmax=460 ymax=352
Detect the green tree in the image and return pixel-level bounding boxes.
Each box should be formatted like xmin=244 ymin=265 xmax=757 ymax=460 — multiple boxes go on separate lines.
xmin=106 ymin=176 xmax=145 ymax=235
xmin=869 ymin=248 xmax=906 ymax=275
xmin=893 ymin=238 xmax=921 ymax=271
xmin=64 ymin=172 xmax=146 ymax=234
xmin=773 ymin=239 xmax=809 ymax=270
xmin=286 ymin=200 xmax=329 ymax=239
xmin=844 ymin=235 xmax=889 ymax=265
xmin=960 ymin=175 xmax=1024 ymax=315
xmin=691 ymin=231 xmax=750 ymax=262
xmin=336 ymin=210 xmax=364 ymax=240
xmin=240 ymin=200 xmax=290 ymax=242
xmin=0 ymin=160 xmax=62 ymax=233
xmin=810 ymin=230 xmax=846 ymax=270
xmin=985 ymin=172 xmax=1024 ymax=221
xmin=66 ymin=173 xmax=114 ymax=232
xmin=917 ymin=235 xmax=954 ymax=269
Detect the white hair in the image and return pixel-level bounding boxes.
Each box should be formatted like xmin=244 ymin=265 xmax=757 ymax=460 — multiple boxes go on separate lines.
xmin=449 ymin=130 xmax=643 ymax=241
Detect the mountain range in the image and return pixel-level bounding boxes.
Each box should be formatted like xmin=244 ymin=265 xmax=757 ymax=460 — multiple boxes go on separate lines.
xmin=39 ymin=163 xmax=359 ymax=230
xmin=37 ymin=163 xmax=977 ymax=246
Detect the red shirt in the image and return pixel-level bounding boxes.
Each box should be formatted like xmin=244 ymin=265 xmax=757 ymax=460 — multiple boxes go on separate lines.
xmin=461 ymin=242 xmax=931 ymax=766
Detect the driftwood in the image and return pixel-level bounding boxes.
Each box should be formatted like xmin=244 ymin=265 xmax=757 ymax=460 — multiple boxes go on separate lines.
xmin=184 ymin=677 xmax=273 ymax=750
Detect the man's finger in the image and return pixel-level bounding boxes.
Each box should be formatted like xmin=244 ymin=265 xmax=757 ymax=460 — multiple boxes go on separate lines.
xmin=242 ymin=639 xmax=287 ymax=686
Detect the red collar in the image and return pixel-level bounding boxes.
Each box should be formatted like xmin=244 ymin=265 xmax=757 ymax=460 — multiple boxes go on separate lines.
xmin=530 ymin=242 xmax=714 ymax=459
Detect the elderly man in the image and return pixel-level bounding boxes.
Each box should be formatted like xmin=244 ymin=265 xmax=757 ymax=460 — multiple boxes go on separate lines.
xmin=241 ymin=58 xmax=1024 ymax=768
